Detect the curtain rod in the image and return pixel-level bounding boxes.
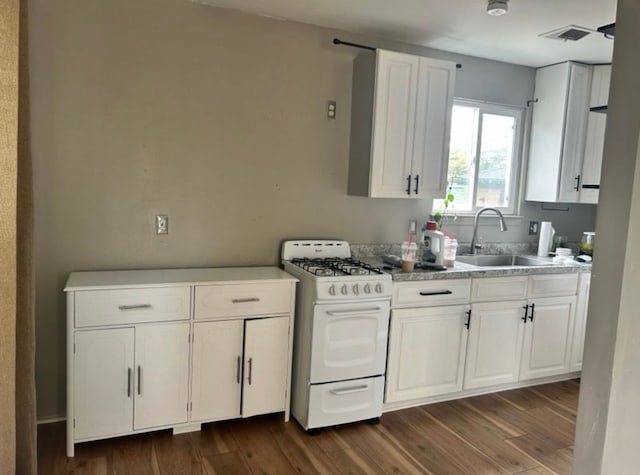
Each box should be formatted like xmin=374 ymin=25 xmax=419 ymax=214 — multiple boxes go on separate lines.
xmin=333 ymin=38 xmax=462 ymax=69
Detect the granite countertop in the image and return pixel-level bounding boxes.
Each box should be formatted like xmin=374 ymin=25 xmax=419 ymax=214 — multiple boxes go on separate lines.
xmin=360 ymin=255 xmax=591 ymax=282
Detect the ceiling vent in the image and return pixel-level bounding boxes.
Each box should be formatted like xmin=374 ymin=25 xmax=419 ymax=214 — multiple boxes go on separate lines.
xmin=539 ymin=25 xmax=593 ymax=42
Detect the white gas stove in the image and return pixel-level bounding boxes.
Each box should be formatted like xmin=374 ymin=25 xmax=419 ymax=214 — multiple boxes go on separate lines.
xmin=282 ymin=240 xmax=391 ymax=432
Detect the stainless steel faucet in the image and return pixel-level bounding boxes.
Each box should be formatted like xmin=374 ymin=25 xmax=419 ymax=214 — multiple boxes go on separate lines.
xmin=470 ymin=207 xmax=508 ymax=254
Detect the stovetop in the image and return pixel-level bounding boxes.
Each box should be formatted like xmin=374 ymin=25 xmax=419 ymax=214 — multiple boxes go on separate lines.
xmin=289 ymin=257 xmax=384 ymax=277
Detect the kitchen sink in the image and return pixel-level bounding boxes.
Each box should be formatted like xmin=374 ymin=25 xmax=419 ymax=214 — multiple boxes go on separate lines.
xmin=456 ymin=254 xmax=550 ymax=267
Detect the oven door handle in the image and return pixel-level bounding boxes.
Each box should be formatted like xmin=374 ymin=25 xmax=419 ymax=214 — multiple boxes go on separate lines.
xmin=326 ymin=307 xmax=382 ymax=316
xmin=330 ymin=384 xmax=370 ymax=395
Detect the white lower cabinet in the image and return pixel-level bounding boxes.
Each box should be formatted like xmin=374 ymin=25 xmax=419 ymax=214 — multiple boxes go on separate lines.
xmin=191 ymin=320 xmax=244 ymax=422
xmin=66 ymin=267 xmax=297 ymax=457
xmin=570 ymin=272 xmax=591 ymax=371
xmin=464 ymin=300 xmax=527 ymax=390
xmin=386 ymin=305 xmax=470 ymax=402
xmin=387 ymin=272 xmax=586 ymax=409
xmin=74 ymin=328 xmax=134 ymax=440
xmin=74 ymin=323 xmax=190 ymax=439
xmin=519 ymin=296 xmax=576 ymax=381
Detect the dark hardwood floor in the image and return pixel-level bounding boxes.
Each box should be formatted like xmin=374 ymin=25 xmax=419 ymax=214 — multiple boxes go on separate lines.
xmin=38 ymin=379 xmax=579 ymax=474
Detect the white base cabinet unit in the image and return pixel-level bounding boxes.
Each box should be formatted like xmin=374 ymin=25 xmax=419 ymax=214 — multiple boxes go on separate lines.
xmin=386 ymin=279 xmax=471 ymax=403
xmin=465 ymin=273 xmax=577 ymax=390
xmin=65 ymin=267 xmax=297 ymax=457
xmin=570 ymin=272 xmax=592 ymax=371
xmin=348 ymin=49 xmax=456 ymax=198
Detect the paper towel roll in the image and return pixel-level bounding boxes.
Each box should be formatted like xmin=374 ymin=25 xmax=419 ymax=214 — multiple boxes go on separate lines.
xmin=537 ymin=221 xmax=555 ymax=257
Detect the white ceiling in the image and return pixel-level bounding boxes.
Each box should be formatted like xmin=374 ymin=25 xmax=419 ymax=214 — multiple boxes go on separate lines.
xmin=194 ymin=0 xmax=616 ymax=67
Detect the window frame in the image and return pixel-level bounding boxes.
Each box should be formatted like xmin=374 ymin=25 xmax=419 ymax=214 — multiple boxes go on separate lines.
xmin=437 ymin=98 xmax=525 ymax=216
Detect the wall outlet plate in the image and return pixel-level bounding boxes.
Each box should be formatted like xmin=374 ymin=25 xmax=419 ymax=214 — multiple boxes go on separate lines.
xmin=156 ymin=215 xmax=169 ymax=234
xmin=408 ymin=220 xmax=417 ymax=235
xmin=528 ymin=221 xmax=539 ymax=235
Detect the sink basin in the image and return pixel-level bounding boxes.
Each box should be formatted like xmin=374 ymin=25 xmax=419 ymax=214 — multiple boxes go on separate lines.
xmin=456 ymin=254 xmax=549 ymax=267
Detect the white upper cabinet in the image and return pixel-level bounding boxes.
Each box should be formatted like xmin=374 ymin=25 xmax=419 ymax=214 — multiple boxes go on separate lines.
xmin=348 ymin=49 xmax=456 ymax=198
xmin=580 ymin=65 xmax=611 ymax=204
xmin=526 ymin=62 xmax=592 ymax=203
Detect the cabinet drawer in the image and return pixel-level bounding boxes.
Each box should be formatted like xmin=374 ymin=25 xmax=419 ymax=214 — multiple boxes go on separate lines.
xmin=393 ymin=279 xmax=470 ymax=308
xmin=528 ymin=273 xmax=579 ymax=298
xmin=307 ymin=376 xmax=384 ymax=429
xmin=471 ymin=276 xmax=528 ymax=302
xmin=74 ymin=287 xmax=191 ymax=328
xmin=195 ymin=282 xmax=291 ymax=319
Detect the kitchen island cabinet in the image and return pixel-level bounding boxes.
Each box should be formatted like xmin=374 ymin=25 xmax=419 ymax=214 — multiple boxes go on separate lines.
xmin=348 ymin=49 xmax=456 ymax=198
xmin=65 ymin=267 xmax=297 ymax=457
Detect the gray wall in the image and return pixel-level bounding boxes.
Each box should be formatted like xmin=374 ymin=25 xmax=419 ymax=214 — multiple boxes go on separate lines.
xmin=572 ymin=0 xmax=640 ymax=472
xmin=30 ymin=0 xmax=596 ymax=418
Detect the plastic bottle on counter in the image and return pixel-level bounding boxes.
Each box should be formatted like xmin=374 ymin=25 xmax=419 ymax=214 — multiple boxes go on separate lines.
xmin=444 ymin=233 xmax=458 ymax=267
xmin=421 ymin=221 xmax=444 ymax=266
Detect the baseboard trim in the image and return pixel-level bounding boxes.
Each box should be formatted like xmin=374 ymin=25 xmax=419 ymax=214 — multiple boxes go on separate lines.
xmin=37 ymin=415 xmax=66 ymax=425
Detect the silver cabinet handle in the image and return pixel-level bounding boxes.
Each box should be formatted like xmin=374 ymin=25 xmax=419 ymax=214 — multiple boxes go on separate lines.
xmin=326 ymin=307 xmax=382 ymax=316
xmin=137 ymin=366 xmax=142 ymax=396
xmin=236 ymin=356 xmax=241 ymax=384
xmin=232 ymin=298 xmax=260 ymax=304
xmin=247 ymin=357 xmax=253 ymax=385
xmin=118 ymin=304 xmax=152 ymax=311
xmin=330 ymin=384 xmax=369 ymax=395
xmin=127 ymin=368 xmax=132 ymax=398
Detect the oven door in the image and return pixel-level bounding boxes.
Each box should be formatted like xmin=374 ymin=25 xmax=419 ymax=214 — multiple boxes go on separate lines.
xmin=310 ymin=299 xmax=390 ymax=383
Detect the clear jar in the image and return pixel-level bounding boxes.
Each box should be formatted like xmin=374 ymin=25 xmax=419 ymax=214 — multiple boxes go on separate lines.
xmin=580 ymin=232 xmax=595 ymax=256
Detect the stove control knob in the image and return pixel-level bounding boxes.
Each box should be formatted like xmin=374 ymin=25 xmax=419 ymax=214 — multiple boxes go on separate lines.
xmin=353 ymin=284 xmax=360 ymax=295
xmin=375 ymin=283 xmax=383 ymax=294
xmin=341 ymin=284 xmax=348 ymax=295
xmin=329 ymin=285 xmax=336 ymax=296
xmin=364 ymin=284 xmax=371 ymax=294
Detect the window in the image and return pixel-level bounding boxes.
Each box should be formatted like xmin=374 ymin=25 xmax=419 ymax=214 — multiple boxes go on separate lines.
xmin=434 ymin=99 xmax=523 ymax=215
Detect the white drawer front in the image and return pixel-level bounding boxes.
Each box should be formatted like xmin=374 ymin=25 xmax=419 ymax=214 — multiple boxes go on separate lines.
xmin=393 ymin=279 xmax=470 ymax=308
xmin=307 ymin=376 xmax=384 ymax=429
xmin=74 ymin=287 xmax=191 ymax=328
xmin=471 ymin=276 xmax=528 ymax=302
xmin=528 ymin=273 xmax=579 ymax=298
xmin=194 ymin=282 xmax=291 ymax=319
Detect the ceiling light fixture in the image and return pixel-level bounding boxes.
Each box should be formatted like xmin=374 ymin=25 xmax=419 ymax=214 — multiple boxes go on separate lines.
xmin=487 ymin=0 xmax=509 ymax=16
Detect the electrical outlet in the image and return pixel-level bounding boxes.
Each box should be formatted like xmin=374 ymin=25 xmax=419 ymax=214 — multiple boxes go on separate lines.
xmin=528 ymin=221 xmax=539 ymax=235
xmin=408 ymin=220 xmax=417 ymax=235
xmin=327 ymin=100 xmax=336 ymax=119
xmin=156 ymin=215 xmax=169 ymax=235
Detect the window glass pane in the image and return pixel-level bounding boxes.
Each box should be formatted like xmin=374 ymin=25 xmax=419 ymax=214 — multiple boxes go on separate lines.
xmin=475 ymin=113 xmax=515 ymax=208
xmin=447 ymin=105 xmax=478 ymax=211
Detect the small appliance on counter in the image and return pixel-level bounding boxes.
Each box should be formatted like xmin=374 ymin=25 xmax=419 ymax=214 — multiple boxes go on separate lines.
xmin=420 ymin=221 xmax=447 ymax=270
xmin=537 ymin=221 xmax=555 ymax=257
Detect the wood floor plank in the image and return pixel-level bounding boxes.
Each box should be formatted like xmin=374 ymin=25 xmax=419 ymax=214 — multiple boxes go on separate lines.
xmin=326 ymin=447 xmax=385 ymax=475
xmin=202 ymin=451 xmax=253 ymax=475
xmin=270 ymin=420 xmax=340 ymax=474
xmin=384 ymin=408 xmax=509 ymax=474
xmin=229 ymin=415 xmax=298 ymax=474
xmin=38 ymin=381 xmax=581 ymax=475
xmin=330 ymin=422 xmax=430 ymax=474
xmin=423 ymin=401 xmax=539 ymax=474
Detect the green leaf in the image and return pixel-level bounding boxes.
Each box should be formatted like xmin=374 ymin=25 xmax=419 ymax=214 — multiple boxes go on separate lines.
xmin=447 ymin=193 xmax=455 ymax=202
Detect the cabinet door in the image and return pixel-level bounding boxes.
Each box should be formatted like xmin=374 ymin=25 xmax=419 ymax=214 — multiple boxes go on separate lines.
xmin=412 ymin=57 xmax=456 ymax=196
xmin=581 ymin=65 xmax=611 ymax=204
xmin=558 ymin=63 xmax=591 ymax=202
xmin=243 ymin=316 xmax=290 ymax=417
xmin=191 ymin=320 xmax=244 ymax=422
xmin=464 ymin=301 xmax=527 ymax=390
xmin=520 ymin=296 xmax=576 ymax=381
xmin=570 ymin=273 xmax=591 ymax=371
xmin=370 ymin=50 xmax=419 ymax=198
xmin=133 ymin=323 xmax=190 ymax=430
xmin=386 ymin=305 xmax=469 ymax=403
xmin=74 ymin=328 xmax=134 ymax=440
